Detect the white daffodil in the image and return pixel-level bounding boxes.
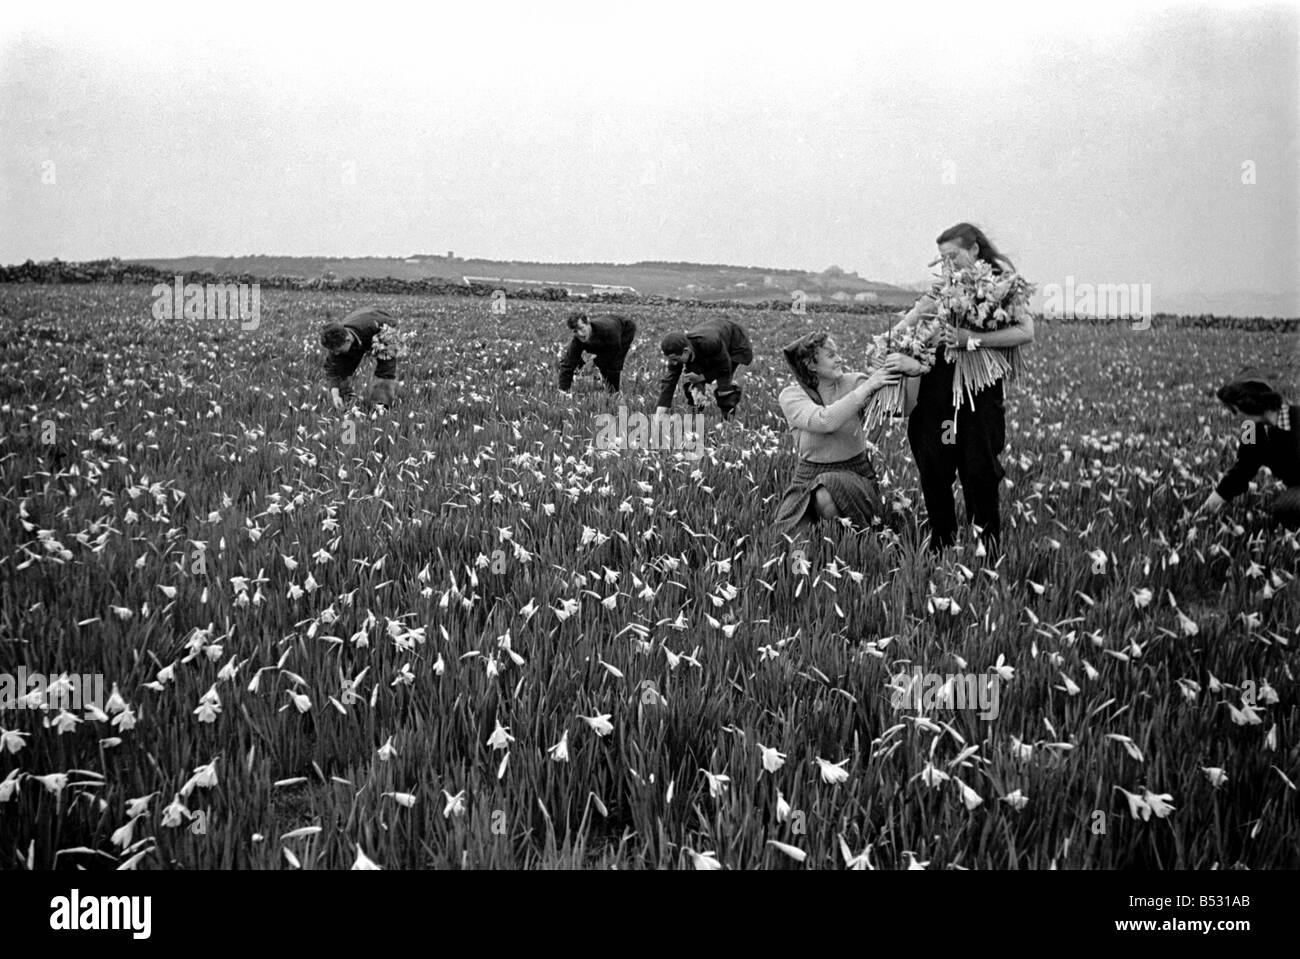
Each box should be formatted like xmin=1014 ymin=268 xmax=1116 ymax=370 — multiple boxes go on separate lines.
xmin=814 ymin=757 xmax=850 ymax=785
xmin=486 ymin=718 xmax=515 ymax=751
xmin=548 ymin=730 xmax=570 ymax=763
xmin=700 ymin=769 xmax=731 ymax=799
xmin=757 ymin=744 xmax=787 ymax=774
xmin=580 ymin=714 xmax=614 ymax=737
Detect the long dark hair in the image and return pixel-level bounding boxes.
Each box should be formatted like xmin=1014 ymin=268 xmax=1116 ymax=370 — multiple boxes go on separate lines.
xmin=783 ymin=331 xmax=829 ymax=396
xmin=936 ymin=222 xmax=1014 ymax=275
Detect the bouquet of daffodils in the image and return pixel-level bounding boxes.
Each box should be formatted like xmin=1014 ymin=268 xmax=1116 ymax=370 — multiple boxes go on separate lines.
xmin=861 ymin=315 xmax=941 ymax=431
xmin=370 ymin=323 xmax=412 ymax=362
xmin=927 ymin=258 xmax=1034 ymax=412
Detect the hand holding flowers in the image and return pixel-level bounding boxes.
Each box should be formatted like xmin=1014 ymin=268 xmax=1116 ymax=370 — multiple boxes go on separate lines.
xmin=861 ymin=317 xmax=941 ymax=430
xmin=886 ymin=351 xmax=927 ymax=376
xmin=864 ymin=366 xmax=902 ymax=395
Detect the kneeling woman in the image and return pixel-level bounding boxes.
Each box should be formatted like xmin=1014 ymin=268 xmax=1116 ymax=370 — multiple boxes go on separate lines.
xmin=773 ymin=332 xmax=904 ymax=535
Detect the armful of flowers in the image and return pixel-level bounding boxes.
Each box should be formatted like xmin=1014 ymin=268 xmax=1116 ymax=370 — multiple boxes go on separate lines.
xmin=927 ymin=259 xmax=1036 ymax=414
xmin=370 ymin=324 xmax=412 ymax=362
xmin=929 ymin=259 xmax=1036 ymax=334
xmin=865 ymin=316 xmax=941 ymax=372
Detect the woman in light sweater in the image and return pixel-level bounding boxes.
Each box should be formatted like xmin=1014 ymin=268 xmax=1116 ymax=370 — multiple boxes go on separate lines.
xmin=773 ymin=332 xmax=909 ymax=536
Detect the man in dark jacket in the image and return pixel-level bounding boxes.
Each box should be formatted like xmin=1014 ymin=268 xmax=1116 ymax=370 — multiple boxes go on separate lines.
xmin=557 ymin=312 xmax=637 ymax=393
xmin=321 ymin=307 xmax=398 ymax=406
xmin=1199 ymin=376 xmax=1300 ymax=528
xmin=654 ymin=316 xmax=753 ymax=419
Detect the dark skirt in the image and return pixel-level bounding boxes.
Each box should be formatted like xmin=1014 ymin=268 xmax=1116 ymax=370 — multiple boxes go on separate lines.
xmin=773 ymin=450 xmax=882 ymax=538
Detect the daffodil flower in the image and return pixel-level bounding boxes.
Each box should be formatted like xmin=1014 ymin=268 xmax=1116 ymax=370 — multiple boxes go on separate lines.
xmin=352 ymin=847 xmax=382 ymax=870
xmin=954 ymin=777 xmax=983 ymax=810
xmin=1141 ymin=788 xmax=1175 ymax=819
xmin=992 ymin=654 xmax=1015 ymax=681
xmin=441 ymin=789 xmax=466 ymax=818
xmin=815 ymin=757 xmax=850 ymax=785
xmin=580 ymin=714 xmax=614 ymax=737
xmin=33 ymin=770 xmax=73 ymax=798
xmin=1116 ymin=786 xmax=1149 ymax=821
xmin=757 ymin=744 xmax=786 ymax=774
xmin=548 ymin=730 xmax=570 ymax=762
xmin=0 ymin=769 xmax=23 ymax=803
xmin=700 ymin=768 xmax=731 ymax=798
xmin=487 ymin=719 xmax=515 ymax=751
xmin=914 ymin=762 xmax=949 ymax=789
xmin=1001 ymin=789 xmax=1029 ymax=811
xmin=685 ymin=848 xmax=722 ymax=870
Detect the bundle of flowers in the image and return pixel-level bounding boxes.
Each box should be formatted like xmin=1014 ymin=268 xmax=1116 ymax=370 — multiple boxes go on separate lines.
xmin=861 ymin=315 xmax=941 ymax=431
xmin=927 ymin=259 xmax=1035 ymax=412
xmin=370 ymin=324 xmax=413 ymax=362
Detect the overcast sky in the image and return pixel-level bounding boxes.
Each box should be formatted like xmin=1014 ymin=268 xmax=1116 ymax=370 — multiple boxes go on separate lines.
xmin=1 ymin=0 xmax=1296 ymax=314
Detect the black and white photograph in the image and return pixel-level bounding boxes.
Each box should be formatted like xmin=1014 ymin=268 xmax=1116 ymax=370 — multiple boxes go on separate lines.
xmin=0 ymin=0 xmax=1296 ymax=942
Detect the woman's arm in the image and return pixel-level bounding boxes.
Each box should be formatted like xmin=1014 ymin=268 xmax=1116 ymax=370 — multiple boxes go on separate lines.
xmin=881 ymin=352 xmax=928 ymax=376
xmin=780 ymin=382 xmax=872 ymax=434
xmin=956 ymin=314 xmax=1035 ymax=349
xmin=893 ymin=295 xmax=937 ymax=336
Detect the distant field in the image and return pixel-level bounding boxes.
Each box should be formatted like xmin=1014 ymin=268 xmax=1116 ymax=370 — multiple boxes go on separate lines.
xmin=0 ymin=283 xmax=1296 ymax=870
xmin=127 ymin=255 xmax=919 ymax=307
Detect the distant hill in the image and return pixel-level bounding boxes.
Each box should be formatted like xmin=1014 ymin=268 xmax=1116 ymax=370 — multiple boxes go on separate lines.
xmin=125 ymin=254 xmax=920 ymax=308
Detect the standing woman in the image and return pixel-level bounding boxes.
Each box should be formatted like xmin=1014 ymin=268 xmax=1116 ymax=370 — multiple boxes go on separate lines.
xmin=896 ymin=223 xmax=1035 ymax=554
xmin=773 ymin=332 xmax=904 ymax=537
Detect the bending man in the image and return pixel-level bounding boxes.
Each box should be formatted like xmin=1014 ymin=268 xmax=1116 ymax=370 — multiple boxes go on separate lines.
xmin=654 ymin=316 xmax=753 ymax=420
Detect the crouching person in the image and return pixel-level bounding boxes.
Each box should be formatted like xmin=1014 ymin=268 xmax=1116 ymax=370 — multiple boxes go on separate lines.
xmin=321 ymin=307 xmax=399 ymax=407
xmin=1199 ymin=376 xmax=1300 ymax=529
xmin=773 ymin=332 xmax=901 ymax=536
xmin=557 ymin=312 xmax=637 ymax=393
xmin=655 ymin=316 xmax=753 ymax=420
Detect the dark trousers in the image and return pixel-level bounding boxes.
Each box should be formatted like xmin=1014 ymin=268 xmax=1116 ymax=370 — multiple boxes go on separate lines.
xmin=682 ymin=355 xmax=748 ymax=419
xmin=325 ymin=371 xmax=358 ymax=401
xmin=596 ymin=365 xmax=622 ymax=392
xmin=906 ymin=355 xmax=1006 ymax=550
xmin=1272 ymin=487 xmax=1300 ymax=529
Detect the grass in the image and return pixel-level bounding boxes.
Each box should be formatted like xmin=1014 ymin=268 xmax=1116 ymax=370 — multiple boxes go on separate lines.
xmin=0 ymin=283 xmax=1296 ymax=870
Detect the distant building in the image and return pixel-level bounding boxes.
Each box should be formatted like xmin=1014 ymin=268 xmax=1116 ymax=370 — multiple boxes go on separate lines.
xmin=854 ymin=292 xmax=879 ymax=303
xmin=831 ymin=291 xmax=851 ymax=303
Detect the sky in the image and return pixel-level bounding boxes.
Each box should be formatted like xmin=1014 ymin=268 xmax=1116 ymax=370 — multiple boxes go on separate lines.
xmin=1 ymin=0 xmax=1297 ymax=315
